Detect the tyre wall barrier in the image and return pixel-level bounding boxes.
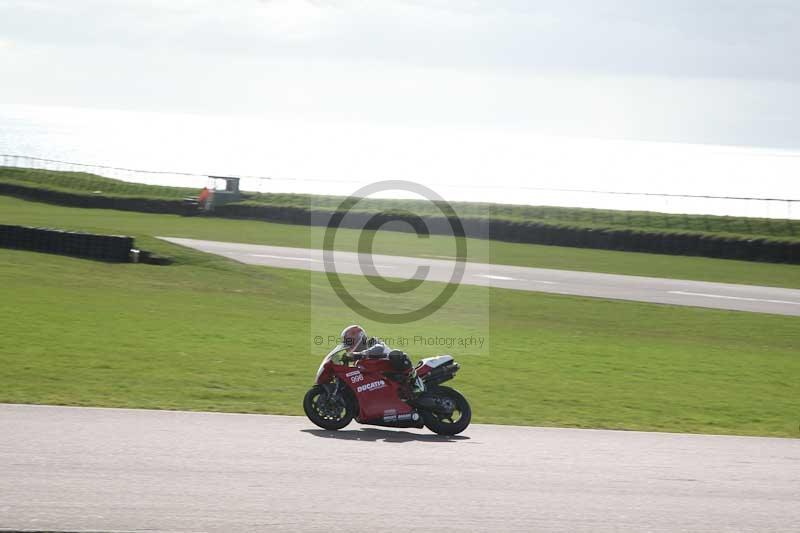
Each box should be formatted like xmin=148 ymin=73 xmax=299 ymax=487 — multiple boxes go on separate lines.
xmin=2 ymin=182 xmax=799 ymax=264
xmin=0 ymin=224 xmax=133 ymax=262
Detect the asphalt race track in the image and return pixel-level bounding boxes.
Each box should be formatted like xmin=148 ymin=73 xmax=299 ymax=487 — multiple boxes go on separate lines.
xmin=161 ymin=238 xmax=800 ymax=316
xmin=1 ymin=404 xmax=798 ymax=532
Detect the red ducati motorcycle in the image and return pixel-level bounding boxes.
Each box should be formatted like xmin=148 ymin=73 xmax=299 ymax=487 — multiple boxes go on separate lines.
xmin=303 ymin=345 xmax=471 ymax=435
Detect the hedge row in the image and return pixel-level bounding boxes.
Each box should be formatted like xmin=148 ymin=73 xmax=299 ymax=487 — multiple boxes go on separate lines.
xmin=191 ymin=201 xmax=800 ymax=264
xmin=3 ymin=181 xmax=799 ymax=264
xmin=0 ymin=224 xmax=133 ymax=262
xmin=485 ymin=220 xmax=800 ymax=263
xmin=6 ymin=166 xmax=800 ymax=238
xmin=0 ymin=181 xmax=189 ymax=214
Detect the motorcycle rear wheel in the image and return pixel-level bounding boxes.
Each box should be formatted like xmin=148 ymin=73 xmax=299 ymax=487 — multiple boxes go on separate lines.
xmin=421 ymin=385 xmax=471 ymax=436
xmin=303 ymin=385 xmax=355 ymax=430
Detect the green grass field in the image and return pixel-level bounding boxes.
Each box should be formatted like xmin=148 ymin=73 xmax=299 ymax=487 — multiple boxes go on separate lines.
xmin=1 ymin=198 xmax=799 ymax=437
xmin=3 ymin=165 xmax=799 ymax=239
xmin=3 ymin=195 xmax=799 ymax=288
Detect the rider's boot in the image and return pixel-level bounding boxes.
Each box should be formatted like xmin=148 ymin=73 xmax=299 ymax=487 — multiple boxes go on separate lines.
xmin=409 ymin=368 xmax=425 ymax=396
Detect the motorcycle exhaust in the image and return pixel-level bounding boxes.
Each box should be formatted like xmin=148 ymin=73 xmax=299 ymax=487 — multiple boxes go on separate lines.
xmin=421 ymin=362 xmax=459 ymax=386
xmin=409 ymin=395 xmax=454 ymax=414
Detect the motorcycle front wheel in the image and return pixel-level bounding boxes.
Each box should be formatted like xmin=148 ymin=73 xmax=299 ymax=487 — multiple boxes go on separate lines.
xmin=421 ymin=385 xmax=471 ymax=436
xmin=303 ymin=385 xmax=355 ymax=430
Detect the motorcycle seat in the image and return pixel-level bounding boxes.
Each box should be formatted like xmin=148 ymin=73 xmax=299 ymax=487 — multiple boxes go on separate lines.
xmin=418 ymin=355 xmax=454 ymax=369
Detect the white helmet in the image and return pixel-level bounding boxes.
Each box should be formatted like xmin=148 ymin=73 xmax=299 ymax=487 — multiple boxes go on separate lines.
xmin=340 ymin=324 xmax=366 ymax=352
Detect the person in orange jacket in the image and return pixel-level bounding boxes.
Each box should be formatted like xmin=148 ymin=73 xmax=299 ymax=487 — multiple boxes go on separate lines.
xmin=198 ymin=187 xmax=210 ymax=208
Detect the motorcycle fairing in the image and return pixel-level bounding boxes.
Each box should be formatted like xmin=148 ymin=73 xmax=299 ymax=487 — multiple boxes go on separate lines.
xmin=342 ymin=358 xmax=415 ymax=422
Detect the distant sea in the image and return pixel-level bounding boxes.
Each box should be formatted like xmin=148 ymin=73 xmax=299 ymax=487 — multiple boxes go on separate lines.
xmin=2 ymin=103 xmax=799 ymax=219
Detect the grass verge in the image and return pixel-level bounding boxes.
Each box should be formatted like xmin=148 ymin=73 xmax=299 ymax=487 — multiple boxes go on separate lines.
xmin=1 ymin=241 xmax=798 ymax=437
xmin=2 ymin=195 xmax=799 ymax=288
xmin=3 ymin=165 xmax=799 ymax=239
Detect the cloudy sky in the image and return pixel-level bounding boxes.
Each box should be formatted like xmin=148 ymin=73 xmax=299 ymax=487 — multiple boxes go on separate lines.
xmin=1 ymin=1 xmax=799 ymax=217
xmin=2 ymin=0 xmax=798 ymax=148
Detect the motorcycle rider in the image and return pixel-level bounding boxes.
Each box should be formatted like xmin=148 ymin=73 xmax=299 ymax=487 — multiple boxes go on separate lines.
xmin=340 ymin=324 xmax=424 ymax=395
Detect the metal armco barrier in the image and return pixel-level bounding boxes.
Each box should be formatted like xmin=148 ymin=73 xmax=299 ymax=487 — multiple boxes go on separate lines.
xmin=0 ymin=225 xmax=133 ymax=262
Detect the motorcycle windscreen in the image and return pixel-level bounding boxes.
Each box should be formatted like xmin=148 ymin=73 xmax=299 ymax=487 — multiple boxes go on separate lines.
xmin=315 ymin=344 xmax=346 ymax=382
xmin=326 ymin=343 xmax=347 ymax=362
